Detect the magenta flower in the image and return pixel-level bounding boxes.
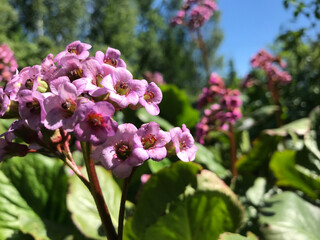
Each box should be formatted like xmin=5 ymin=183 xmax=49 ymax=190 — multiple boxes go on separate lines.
xmin=170 ymin=10 xmax=186 ymax=26
xmin=41 ymin=54 xmax=56 ymax=81
xmin=208 ymin=72 xmax=224 ymax=87
xmin=100 ymin=68 xmax=146 ymax=109
xmin=139 ymin=81 xmax=162 ymax=115
xmin=0 ymin=87 xmax=9 ymax=116
xmin=54 ymin=41 xmax=92 ymax=64
xmin=95 ymin=47 xmax=126 ymax=69
xmin=169 ymin=124 xmax=197 ymax=162
xmin=74 ymin=101 xmax=117 ymax=145
xmin=73 ymin=58 xmax=113 ymax=95
xmin=220 ymin=89 xmax=242 ymax=109
xmin=43 ymin=82 xmax=82 ymax=131
xmin=144 ymin=71 xmax=165 ymax=85
xmin=52 ymin=55 xmax=84 ymax=83
xmin=137 ymin=122 xmax=171 ymax=161
xmin=92 ymin=123 xmax=149 ymax=178
xmin=0 ymin=43 xmax=18 ymax=82
xmin=5 ymin=65 xmax=42 ymax=101
xmin=0 ymin=138 xmax=29 ymax=162
xmin=18 ymin=89 xmax=45 ymax=130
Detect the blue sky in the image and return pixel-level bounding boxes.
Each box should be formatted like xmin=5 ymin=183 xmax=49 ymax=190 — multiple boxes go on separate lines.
xmin=217 ymin=0 xmax=309 ymax=77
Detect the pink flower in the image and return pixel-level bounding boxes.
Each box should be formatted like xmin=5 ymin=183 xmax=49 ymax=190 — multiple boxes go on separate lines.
xmin=138 ymin=81 xmax=163 ymax=115
xmin=54 ymin=40 xmax=91 ymax=64
xmin=137 ymin=122 xmax=171 ymax=161
xmin=92 ymin=123 xmax=149 ymax=178
xmin=101 ymin=68 xmax=146 ymax=109
xmin=74 ymin=101 xmax=117 ymax=145
xmin=170 ymin=124 xmax=197 ymax=162
xmin=95 ymin=47 xmax=126 ymax=69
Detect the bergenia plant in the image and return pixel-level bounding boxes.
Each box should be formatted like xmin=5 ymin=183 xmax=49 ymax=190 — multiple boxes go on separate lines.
xmin=248 ymin=49 xmax=292 ymax=126
xmin=171 ymin=0 xmax=218 ymax=76
xmin=0 ymin=41 xmax=197 ymax=240
xmin=196 ymin=72 xmax=242 ymax=176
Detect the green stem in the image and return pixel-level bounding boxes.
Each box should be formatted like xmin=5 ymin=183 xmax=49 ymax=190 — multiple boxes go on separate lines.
xmin=81 ymin=142 xmax=118 ymax=240
xmin=228 ymin=124 xmax=238 ymax=177
xmin=118 ymin=175 xmax=132 ymax=240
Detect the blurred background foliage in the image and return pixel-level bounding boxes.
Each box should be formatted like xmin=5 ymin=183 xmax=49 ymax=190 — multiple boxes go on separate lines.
xmin=0 ymin=0 xmax=223 ymax=92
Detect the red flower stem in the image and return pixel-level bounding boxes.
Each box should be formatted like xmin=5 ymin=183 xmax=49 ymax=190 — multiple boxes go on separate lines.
xmin=196 ymin=28 xmax=210 ymax=78
xmin=118 ymin=174 xmax=132 ymax=240
xmin=81 ymin=142 xmax=118 ymax=240
xmin=268 ymin=78 xmax=283 ymax=127
xmin=189 ymin=29 xmax=210 ymax=78
xmin=229 ymin=124 xmax=238 ymax=177
xmin=57 ymin=129 xmax=90 ymax=189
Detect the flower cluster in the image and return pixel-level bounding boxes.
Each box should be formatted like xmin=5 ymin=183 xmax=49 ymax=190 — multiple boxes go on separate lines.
xmin=144 ymin=71 xmax=165 ymax=85
xmin=0 ymin=41 xmax=197 ymax=178
xmin=250 ymin=49 xmax=291 ymax=84
xmin=170 ymin=0 xmax=217 ymax=30
xmin=0 ymin=43 xmax=18 ymax=83
xmin=196 ymin=73 xmax=242 ymax=144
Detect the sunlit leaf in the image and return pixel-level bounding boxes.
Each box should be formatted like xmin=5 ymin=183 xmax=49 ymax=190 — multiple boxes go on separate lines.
xmin=260 ymin=192 xmax=320 ymax=240
xmin=269 ymin=150 xmax=320 ymax=199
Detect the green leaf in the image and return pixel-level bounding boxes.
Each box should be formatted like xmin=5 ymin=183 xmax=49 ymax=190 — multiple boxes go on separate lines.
xmin=260 ymin=192 xmax=320 ymax=240
xmin=142 ymin=191 xmax=244 ymax=240
xmin=0 ymin=154 xmax=85 ymax=239
xmin=196 ymin=170 xmax=245 ymax=228
xmin=0 ymin=170 xmax=48 ymax=240
xmin=67 ymin=166 xmax=122 ymax=239
xmin=237 ymin=105 xmax=278 ymax=130
xmin=1 ymin=154 xmax=69 ymax=222
xmin=129 ymin=162 xmax=202 ymax=237
xmin=219 ymin=232 xmax=258 ymax=240
xmin=158 ymin=84 xmax=199 ymax=128
xmin=125 ymin=166 xmax=245 ymax=240
xmin=148 ymin=158 xmax=171 ymax=173
xmin=236 ymin=134 xmax=281 ymax=172
xmin=264 ymin=118 xmax=309 ymax=136
xmin=269 ymin=150 xmax=320 ymax=199
xmin=305 ymin=106 xmax=320 ymax=159
xmin=136 ymin=108 xmax=174 ymax=131
xmin=246 ymin=177 xmax=266 ymax=206
xmin=195 ymin=143 xmax=229 ymax=178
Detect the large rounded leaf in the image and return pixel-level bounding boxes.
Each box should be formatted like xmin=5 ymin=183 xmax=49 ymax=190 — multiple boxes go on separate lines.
xmin=0 ymin=170 xmax=48 ymax=239
xmin=270 ymin=150 xmax=320 ymax=199
xmin=237 ymin=134 xmax=281 ymax=172
xmin=142 ymin=191 xmax=243 ymax=240
xmin=0 ymin=154 xmax=85 ymax=239
xmin=260 ymin=192 xmax=320 ymax=240
xmin=219 ymin=232 xmax=258 ymax=240
xmin=124 ymin=164 xmax=245 ymax=240
xmin=130 ymin=161 xmax=202 ymax=235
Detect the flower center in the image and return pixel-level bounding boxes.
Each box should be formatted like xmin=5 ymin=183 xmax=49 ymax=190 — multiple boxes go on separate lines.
xmin=141 ymin=134 xmax=157 ymax=149
xmin=179 ymin=140 xmax=187 ymax=150
xmin=25 ymin=79 xmax=34 ymax=90
xmin=144 ymin=91 xmax=155 ymax=101
xmin=67 ymin=46 xmax=80 ymax=55
xmin=116 ymin=143 xmax=131 ymax=160
xmin=68 ymin=68 xmax=83 ymax=81
xmin=26 ymin=98 xmax=41 ymax=114
xmin=61 ymin=98 xmax=76 ymax=117
xmin=116 ymin=81 xmax=129 ymax=95
xmin=104 ymin=58 xmax=118 ymax=67
xmin=87 ymin=112 xmax=104 ymax=127
xmin=94 ymin=73 xmax=104 ymax=87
